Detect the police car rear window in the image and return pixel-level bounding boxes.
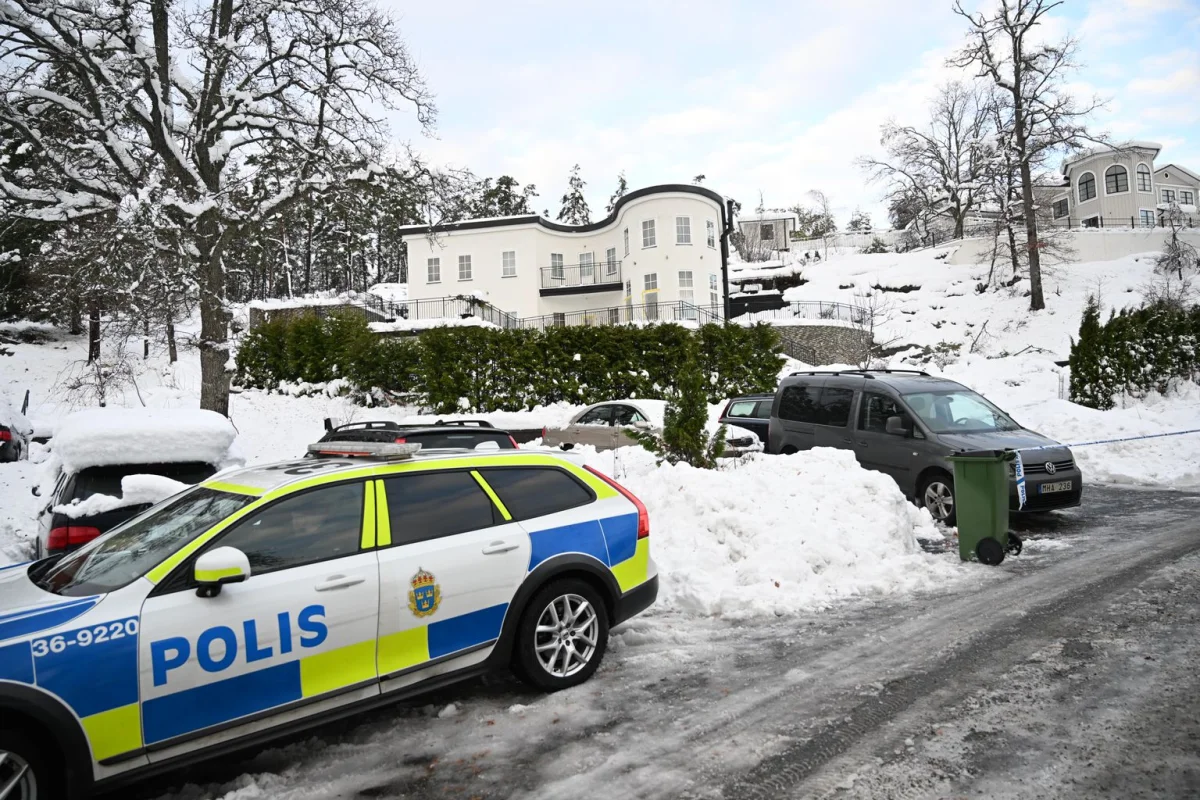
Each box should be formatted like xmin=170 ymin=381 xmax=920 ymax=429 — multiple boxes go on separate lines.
xmin=477 ymin=468 xmax=593 ymax=522
xmin=36 ymin=487 xmax=252 ymax=597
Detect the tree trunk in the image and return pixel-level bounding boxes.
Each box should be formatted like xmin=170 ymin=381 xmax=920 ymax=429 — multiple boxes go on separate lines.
xmin=1017 ymin=157 xmax=1044 ymax=310
xmin=143 ymin=318 xmax=150 ymax=359
xmin=68 ymin=295 xmax=83 ymax=336
xmin=166 ymin=315 xmax=178 ymax=363
xmin=197 ymin=221 xmax=231 ymax=416
xmin=1006 ymin=218 xmax=1020 ymax=277
xmin=87 ymin=301 xmax=101 ymax=363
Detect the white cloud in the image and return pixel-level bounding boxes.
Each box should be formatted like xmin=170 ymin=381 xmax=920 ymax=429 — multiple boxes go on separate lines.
xmin=1128 ymin=67 xmax=1200 ymax=95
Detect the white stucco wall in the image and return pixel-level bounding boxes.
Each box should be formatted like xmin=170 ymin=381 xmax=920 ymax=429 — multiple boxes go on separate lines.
xmin=947 ymin=229 xmax=1200 ymax=265
xmin=401 ymin=190 xmax=725 ymax=320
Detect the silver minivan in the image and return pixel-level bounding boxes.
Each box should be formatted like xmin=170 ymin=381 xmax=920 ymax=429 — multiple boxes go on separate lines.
xmin=766 ymin=370 xmax=1082 ymax=525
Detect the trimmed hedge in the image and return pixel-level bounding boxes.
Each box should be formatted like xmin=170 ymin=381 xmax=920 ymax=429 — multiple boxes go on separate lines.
xmin=1069 ymin=297 xmax=1200 ymax=410
xmin=235 ymin=311 xmax=782 ymax=413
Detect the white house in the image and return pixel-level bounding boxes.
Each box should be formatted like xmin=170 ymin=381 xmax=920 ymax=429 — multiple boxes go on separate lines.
xmin=398 ymin=185 xmax=730 ymax=327
xmin=1041 ymin=141 xmax=1200 ymax=228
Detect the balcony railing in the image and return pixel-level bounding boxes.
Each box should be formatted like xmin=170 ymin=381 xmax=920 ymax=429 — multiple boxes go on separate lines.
xmin=521 ymin=301 xmax=721 ymax=331
xmin=539 ymin=260 xmax=622 ymax=294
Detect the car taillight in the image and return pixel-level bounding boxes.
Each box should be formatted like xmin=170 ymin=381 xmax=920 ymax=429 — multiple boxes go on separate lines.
xmin=393 ymin=437 xmax=407 ymax=444
xmin=0 ymin=430 xmax=10 ymax=441
xmin=47 ymin=526 xmax=102 ymax=550
xmin=508 ymin=435 xmax=520 ymax=449
xmin=584 ymin=465 xmax=649 ymax=538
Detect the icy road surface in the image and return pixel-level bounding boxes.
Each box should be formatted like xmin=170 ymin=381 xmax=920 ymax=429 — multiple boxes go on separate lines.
xmin=115 ymin=486 xmax=1200 ymax=800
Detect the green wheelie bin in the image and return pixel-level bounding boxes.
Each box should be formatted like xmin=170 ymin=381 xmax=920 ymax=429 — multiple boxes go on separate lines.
xmin=946 ymin=449 xmax=1021 ymax=565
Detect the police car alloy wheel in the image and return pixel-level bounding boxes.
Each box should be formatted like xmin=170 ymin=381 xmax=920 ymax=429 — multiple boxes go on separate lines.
xmin=0 ymin=732 xmax=44 ymax=800
xmin=514 ymin=579 xmax=609 ymax=691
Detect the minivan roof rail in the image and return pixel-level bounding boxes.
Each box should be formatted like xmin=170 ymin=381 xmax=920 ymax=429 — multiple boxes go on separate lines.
xmin=787 ymin=369 xmax=931 ymax=379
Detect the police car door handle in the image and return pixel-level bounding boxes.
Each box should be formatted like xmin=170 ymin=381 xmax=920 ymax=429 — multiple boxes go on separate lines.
xmin=482 ymin=541 xmax=519 ymax=555
xmin=315 ymin=574 xmax=365 ymax=591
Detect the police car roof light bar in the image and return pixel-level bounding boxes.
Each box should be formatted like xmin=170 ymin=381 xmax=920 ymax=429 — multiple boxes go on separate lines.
xmin=305 ymin=441 xmax=423 ymax=460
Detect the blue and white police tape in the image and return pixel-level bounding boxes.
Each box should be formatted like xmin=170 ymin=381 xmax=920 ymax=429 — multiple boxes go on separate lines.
xmin=1011 ymin=427 xmax=1200 ymax=510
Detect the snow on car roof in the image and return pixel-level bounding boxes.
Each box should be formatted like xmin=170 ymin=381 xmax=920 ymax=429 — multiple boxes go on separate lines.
xmin=52 ymin=408 xmax=241 ymax=473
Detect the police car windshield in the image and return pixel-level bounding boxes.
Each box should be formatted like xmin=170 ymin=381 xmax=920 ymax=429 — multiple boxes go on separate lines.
xmin=36 ymin=487 xmax=252 ymax=597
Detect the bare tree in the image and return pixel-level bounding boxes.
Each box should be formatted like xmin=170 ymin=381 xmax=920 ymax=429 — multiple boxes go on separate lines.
xmin=0 ymin=0 xmax=435 ymax=415
xmin=951 ymin=0 xmax=1104 ymax=311
xmin=859 ymin=81 xmax=992 ymax=240
xmin=1156 ymin=202 xmax=1200 ymax=281
xmin=808 ymin=190 xmax=837 ymax=259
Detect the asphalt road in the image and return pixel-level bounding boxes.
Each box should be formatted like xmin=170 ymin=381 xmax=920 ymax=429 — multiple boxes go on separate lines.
xmin=122 ymin=485 xmax=1200 ymax=800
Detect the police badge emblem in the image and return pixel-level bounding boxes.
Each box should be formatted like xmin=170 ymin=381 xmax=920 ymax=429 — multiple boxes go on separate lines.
xmin=407 ymin=567 xmax=441 ymax=617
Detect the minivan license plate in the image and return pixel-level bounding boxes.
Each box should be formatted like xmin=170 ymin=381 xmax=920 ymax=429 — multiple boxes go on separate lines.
xmin=1040 ymin=481 xmax=1072 ymax=494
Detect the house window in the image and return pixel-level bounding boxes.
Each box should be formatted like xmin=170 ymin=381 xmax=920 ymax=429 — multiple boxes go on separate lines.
xmin=1137 ymin=164 xmax=1152 ymax=192
xmin=1182 ymin=190 xmax=1195 ymax=206
xmin=501 ymin=250 xmax=516 ymax=277
xmin=707 ymin=219 xmax=716 ymax=248
xmin=579 ymin=252 xmax=594 ymax=281
xmin=1139 ymin=210 xmax=1155 ymax=227
xmin=624 ymin=279 xmax=632 ymax=299
xmin=623 ymin=227 xmax=629 ymax=256
xmin=427 ymin=257 xmax=440 ymax=284
xmin=679 ymin=270 xmax=695 ymax=319
xmin=709 ymin=273 xmax=719 ymax=309
xmin=642 ymin=219 xmax=656 ymax=248
xmin=644 ymin=273 xmax=658 ymax=320
xmin=1078 ymin=172 xmax=1096 ymax=202
xmin=1104 ymin=165 xmax=1128 ymax=195
xmin=606 ymin=247 xmax=617 ymax=276
xmin=1052 ymin=199 xmax=1069 ymax=219
xmin=761 ymin=223 xmax=775 ymax=241
xmin=551 ymin=253 xmax=564 ymax=281
xmin=644 ymin=273 xmax=658 ymax=291
xmin=676 ymin=216 xmax=692 ymax=245
xmin=1162 ymin=188 xmax=1176 ymax=203
xmin=458 ymin=254 xmax=472 ymax=281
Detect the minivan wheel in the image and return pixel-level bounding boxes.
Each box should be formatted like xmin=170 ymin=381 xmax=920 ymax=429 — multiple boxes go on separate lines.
xmin=919 ymin=473 xmax=956 ymax=526
xmin=0 ymin=729 xmax=52 ymax=800
xmin=512 ymin=579 xmax=609 ymax=692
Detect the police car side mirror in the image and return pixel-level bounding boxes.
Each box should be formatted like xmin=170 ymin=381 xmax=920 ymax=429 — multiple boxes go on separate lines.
xmin=194 ymin=546 xmax=252 ymax=598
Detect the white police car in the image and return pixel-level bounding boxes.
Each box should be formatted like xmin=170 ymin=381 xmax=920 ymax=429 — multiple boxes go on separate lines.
xmin=0 ymin=443 xmax=657 ymax=799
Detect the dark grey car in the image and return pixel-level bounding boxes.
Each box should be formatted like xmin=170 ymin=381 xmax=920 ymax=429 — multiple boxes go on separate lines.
xmin=766 ymin=370 xmax=1082 ymax=525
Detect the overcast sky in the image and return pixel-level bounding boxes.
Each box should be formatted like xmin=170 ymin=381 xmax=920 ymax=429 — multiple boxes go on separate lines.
xmin=382 ymin=0 xmax=1200 ymax=227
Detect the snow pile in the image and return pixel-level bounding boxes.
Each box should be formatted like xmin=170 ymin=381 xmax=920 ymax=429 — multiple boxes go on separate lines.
xmin=0 ymin=393 xmax=32 ymax=436
xmin=53 ymin=474 xmax=189 ymax=518
xmin=580 ymin=447 xmax=964 ymax=618
xmin=51 ymin=408 xmax=242 ymax=473
xmin=368 ymin=282 xmax=408 ymax=303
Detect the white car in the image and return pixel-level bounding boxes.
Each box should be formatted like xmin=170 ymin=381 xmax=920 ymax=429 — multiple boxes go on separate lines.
xmin=0 ymin=442 xmax=657 ymax=799
xmin=543 ymin=399 xmax=762 ymax=455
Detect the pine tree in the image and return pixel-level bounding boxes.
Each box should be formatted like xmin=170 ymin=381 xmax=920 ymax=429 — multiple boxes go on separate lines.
xmin=558 ymin=164 xmax=591 ymax=224
xmin=1068 ymin=295 xmax=1108 ymax=409
xmin=848 ymin=207 xmax=872 ymax=232
xmin=606 ymin=171 xmax=628 ymax=213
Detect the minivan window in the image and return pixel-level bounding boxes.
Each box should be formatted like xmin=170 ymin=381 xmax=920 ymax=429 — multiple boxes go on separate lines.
xmin=817 ymin=387 xmax=854 ymax=427
xmin=779 ymin=385 xmax=822 ymax=423
xmin=903 ymin=390 xmax=1020 ymax=433
xmin=859 ymin=392 xmax=909 ymax=434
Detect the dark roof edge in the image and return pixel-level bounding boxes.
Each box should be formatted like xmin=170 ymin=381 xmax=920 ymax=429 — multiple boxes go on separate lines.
xmin=398 ymin=184 xmax=726 ymax=236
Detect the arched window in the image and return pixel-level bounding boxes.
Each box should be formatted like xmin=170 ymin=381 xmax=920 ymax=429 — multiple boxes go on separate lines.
xmin=1137 ymin=163 xmax=1152 ymax=192
xmin=1078 ymin=171 xmax=1096 ymax=202
xmin=1105 ymin=165 xmax=1129 ymax=194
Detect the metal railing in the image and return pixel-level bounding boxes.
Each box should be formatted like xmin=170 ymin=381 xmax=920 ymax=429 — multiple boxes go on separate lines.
xmin=521 ymin=301 xmax=722 ymax=331
xmin=539 ymin=261 xmax=623 ymax=291
xmin=1042 ymin=215 xmax=1196 ymax=230
xmin=734 ymin=300 xmax=864 ymax=325
xmin=377 ymin=295 xmax=522 ymax=329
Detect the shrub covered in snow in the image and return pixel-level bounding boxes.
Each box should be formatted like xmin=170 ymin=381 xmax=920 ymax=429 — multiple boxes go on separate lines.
xmin=1069 ymin=295 xmax=1200 ymax=409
